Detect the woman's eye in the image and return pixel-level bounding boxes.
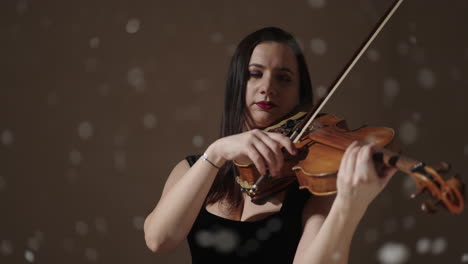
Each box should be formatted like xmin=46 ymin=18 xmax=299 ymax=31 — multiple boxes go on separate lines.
xmin=249 ymin=72 xmax=262 ymax=78
xmin=279 ymin=75 xmax=292 ymax=82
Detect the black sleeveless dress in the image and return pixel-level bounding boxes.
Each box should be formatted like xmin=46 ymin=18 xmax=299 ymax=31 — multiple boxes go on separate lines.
xmin=185 ymin=154 xmax=311 ymax=264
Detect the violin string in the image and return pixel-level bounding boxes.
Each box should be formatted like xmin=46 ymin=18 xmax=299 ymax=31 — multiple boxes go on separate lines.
xmin=292 ymin=0 xmax=405 ymax=144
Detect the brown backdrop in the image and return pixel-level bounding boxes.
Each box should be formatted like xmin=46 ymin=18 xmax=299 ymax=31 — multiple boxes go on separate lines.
xmin=1 ymin=0 xmax=468 ymax=263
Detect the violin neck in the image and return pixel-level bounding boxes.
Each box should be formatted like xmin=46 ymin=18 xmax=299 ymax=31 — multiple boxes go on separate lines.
xmin=373 ymin=146 xmax=421 ymax=176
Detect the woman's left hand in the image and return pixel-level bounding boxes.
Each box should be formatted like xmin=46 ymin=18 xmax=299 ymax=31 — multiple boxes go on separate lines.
xmin=336 ymin=141 xmax=398 ymax=213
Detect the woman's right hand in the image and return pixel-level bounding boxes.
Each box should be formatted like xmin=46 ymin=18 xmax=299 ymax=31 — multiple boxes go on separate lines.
xmin=212 ymin=129 xmax=297 ymax=177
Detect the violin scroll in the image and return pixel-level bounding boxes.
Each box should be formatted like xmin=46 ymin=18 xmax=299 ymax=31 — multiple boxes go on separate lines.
xmin=409 ymin=161 xmax=465 ymax=214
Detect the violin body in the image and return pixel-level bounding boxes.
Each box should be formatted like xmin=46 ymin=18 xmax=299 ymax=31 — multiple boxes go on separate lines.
xmin=293 ymin=113 xmax=396 ymax=195
xmin=235 ymin=113 xmax=396 ymax=199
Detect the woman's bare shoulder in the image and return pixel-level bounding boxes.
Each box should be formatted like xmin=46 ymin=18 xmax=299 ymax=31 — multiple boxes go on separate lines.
xmin=161 ymin=159 xmax=191 ymax=198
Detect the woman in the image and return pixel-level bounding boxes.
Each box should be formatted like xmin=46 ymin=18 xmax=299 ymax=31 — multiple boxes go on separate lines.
xmin=143 ymin=27 xmax=397 ymax=263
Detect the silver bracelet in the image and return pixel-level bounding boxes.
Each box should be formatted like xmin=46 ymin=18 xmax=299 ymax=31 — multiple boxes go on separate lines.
xmin=202 ymin=153 xmax=220 ymax=169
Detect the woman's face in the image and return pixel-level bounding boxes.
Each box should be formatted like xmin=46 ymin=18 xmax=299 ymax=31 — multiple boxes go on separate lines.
xmin=244 ymin=41 xmax=300 ymax=129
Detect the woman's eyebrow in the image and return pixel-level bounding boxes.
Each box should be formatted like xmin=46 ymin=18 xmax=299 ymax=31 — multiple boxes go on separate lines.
xmin=248 ymin=63 xmax=293 ymax=74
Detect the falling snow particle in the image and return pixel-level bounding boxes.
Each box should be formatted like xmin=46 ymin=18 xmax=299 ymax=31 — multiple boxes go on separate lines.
xmin=411 ymin=112 xmax=422 ymax=123
xmin=95 ymin=217 xmax=108 ymax=234
xmin=0 ymin=240 xmax=13 ymax=256
xmin=24 ymin=250 xmax=35 ymax=262
xmin=316 ymin=85 xmax=327 ymax=98
xmin=266 ymin=217 xmax=282 ymax=232
xmin=310 ymin=38 xmax=327 ymax=55
xmin=213 ymin=229 xmax=239 ymax=253
xmin=192 ymin=135 xmax=204 ymax=148
xmin=308 ymin=0 xmax=326 ymax=8
xmin=114 ymin=150 xmax=127 ymax=171
xmin=418 ymin=68 xmax=436 ymax=90
xmin=416 ymin=237 xmax=431 ymax=254
xmin=76 ymin=221 xmax=89 ymax=236
xmin=175 ymin=106 xmax=201 ymax=121
xmin=402 ymin=215 xmax=415 ymax=230
xmin=132 ymin=216 xmax=145 ymax=230
xmin=70 ymin=149 xmax=82 ymax=165
xmin=27 ymin=237 xmax=40 ymax=251
xmin=78 ymin=121 xmax=93 ymax=140
xmin=143 ymin=113 xmax=157 ymax=129
xmin=402 ymin=177 xmax=416 ymax=197
xmin=17 ymin=0 xmax=28 ymax=15
xmin=89 ymin=37 xmax=100 ymax=48
xmin=377 ymin=242 xmax=410 ymax=264
xmin=256 ymin=228 xmax=270 ymax=241
xmin=399 ymin=121 xmax=418 ymax=145
xmin=1 ymin=130 xmax=14 ymax=145
xmin=98 ymin=83 xmax=110 ymax=96
xmin=127 ymin=67 xmax=146 ymax=92
xmin=383 ymin=78 xmax=400 ymax=107
xmin=85 ymin=248 xmax=98 ymax=262
xmin=367 ymin=49 xmax=380 ymax=62
xmin=332 ymin=251 xmax=342 ymax=262
xmin=210 ymin=32 xmax=223 ymax=43
xmin=462 ymin=253 xmax=468 ymax=262
xmin=431 ymin=237 xmax=447 ymax=255
xmin=126 ymin=18 xmax=140 ymax=34
xmin=196 ymin=230 xmax=214 ymax=248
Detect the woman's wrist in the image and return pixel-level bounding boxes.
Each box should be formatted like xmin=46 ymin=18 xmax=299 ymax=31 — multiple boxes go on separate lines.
xmin=204 ymin=140 xmax=226 ymax=168
xmin=334 ymin=195 xmax=367 ymax=221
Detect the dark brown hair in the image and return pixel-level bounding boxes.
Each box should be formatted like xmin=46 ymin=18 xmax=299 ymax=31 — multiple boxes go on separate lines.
xmin=205 ymin=27 xmax=314 ymax=210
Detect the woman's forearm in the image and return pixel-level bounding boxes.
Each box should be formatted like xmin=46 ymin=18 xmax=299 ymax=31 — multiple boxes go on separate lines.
xmin=295 ymin=199 xmax=366 ymax=264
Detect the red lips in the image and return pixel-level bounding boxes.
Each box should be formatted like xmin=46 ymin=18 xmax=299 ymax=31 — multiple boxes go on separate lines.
xmin=255 ymin=101 xmax=277 ymax=110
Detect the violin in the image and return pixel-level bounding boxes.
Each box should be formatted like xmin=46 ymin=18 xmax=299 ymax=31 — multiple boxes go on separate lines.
xmin=234 ymin=0 xmax=465 ymax=214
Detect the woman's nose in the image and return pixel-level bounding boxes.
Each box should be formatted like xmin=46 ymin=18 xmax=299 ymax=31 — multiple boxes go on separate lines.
xmin=260 ymin=75 xmax=276 ymax=95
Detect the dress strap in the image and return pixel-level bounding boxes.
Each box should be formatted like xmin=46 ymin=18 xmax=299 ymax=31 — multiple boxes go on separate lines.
xmin=185 ymin=154 xmax=202 ymax=167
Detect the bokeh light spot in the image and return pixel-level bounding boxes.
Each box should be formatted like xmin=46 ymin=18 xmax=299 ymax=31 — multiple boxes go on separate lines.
xmin=126 ymin=18 xmax=140 ymax=34
xmin=399 ymin=121 xmax=418 ymax=145
xmin=132 ymin=216 xmax=145 ymax=230
xmin=418 ymin=68 xmax=436 ymax=90
xmin=310 ymin=38 xmax=327 ymax=55
xmin=70 ymin=149 xmax=82 ymax=165
xmin=416 ymin=237 xmax=431 ymax=254
xmin=377 ymin=242 xmax=410 ymax=264
xmin=85 ymin=248 xmax=98 ymax=262
xmin=75 ymin=221 xmax=89 ymax=236
xmin=1 ymin=130 xmax=14 ymax=145
xmin=192 ymin=135 xmax=204 ymax=148
xmin=0 ymin=240 xmax=13 ymax=256
xmin=143 ymin=113 xmax=157 ymax=129
xmin=308 ymin=0 xmax=326 ymax=8
xmin=78 ymin=121 xmax=93 ymax=140
xmin=89 ymin=37 xmax=100 ymax=48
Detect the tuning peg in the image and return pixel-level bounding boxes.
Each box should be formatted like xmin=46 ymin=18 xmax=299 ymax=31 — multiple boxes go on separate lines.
xmin=431 ymin=161 xmax=451 ymax=174
xmin=410 ymin=188 xmax=425 ymax=199
xmin=420 ymin=199 xmax=440 ymax=214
